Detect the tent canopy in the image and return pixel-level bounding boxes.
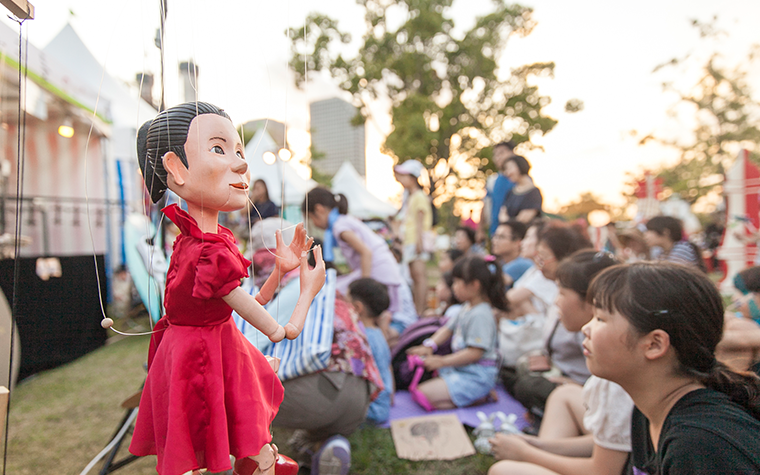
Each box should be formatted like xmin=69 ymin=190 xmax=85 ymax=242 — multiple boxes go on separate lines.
xmin=331 ymin=162 xmax=397 ymax=219
xmin=244 ymin=128 xmax=316 ymax=207
xmin=43 ymin=24 xmax=157 ymax=160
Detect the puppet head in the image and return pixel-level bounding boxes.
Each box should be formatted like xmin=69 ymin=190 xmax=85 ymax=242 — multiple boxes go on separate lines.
xmin=137 ymin=101 xmax=232 ymax=203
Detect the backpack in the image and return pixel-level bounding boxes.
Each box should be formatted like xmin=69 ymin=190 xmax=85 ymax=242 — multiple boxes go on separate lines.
xmin=390 ymin=316 xmax=451 ymax=390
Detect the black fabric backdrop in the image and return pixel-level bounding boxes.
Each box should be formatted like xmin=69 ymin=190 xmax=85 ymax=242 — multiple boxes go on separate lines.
xmin=0 ymin=255 xmax=108 ymax=380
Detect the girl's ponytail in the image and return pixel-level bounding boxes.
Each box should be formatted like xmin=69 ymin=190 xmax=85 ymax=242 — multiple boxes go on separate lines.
xmin=700 ymin=362 xmax=760 ymax=419
xmin=486 ymin=260 xmax=509 ymax=312
xmin=335 ymin=193 xmax=349 ymax=215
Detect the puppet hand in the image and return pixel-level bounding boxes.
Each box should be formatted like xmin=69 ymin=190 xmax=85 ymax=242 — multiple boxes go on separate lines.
xmin=265 ymin=356 xmax=280 ymax=374
xmin=267 ymin=325 xmax=286 ymax=343
xmin=300 ymin=245 xmax=326 ymax=300
xmin=283 ymin=246 xmax=326 ymax=340
xmin=489 ymin=433 xmax=530 ymax=461
xmin=275 ymin=223 xmax=313 ymax=274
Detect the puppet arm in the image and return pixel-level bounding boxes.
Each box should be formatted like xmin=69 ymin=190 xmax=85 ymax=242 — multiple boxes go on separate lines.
xmin=284 ymin=246 xmax=326 ymax=339
xmin=255 ymin=223 xmax=314 ymax=305
xmin=223 ymin=287 xmax=286 ymax=342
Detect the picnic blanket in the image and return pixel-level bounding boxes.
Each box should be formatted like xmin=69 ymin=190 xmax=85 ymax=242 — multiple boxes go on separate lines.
xmin=382 ymin=385 xmax=528 ymax=429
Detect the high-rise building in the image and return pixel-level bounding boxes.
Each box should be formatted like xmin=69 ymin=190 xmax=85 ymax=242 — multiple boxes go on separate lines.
xmin=309 ymin=97 xmax=366 ymax=177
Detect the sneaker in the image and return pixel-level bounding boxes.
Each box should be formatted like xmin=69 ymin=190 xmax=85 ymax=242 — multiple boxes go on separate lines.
xmin=312 ymin=435 xmax=350 ymax=475
xmin=287 ymin=429 xmax=316 ymax=468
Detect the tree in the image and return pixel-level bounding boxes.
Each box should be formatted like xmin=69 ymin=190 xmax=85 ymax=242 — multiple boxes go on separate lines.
xmin=288 ymin=0 xmax=576 ymax=208
xmin=629 ymin=18 xmax=760 ymax=207
xmin=308 ymin=143 xmax=333 ymax=187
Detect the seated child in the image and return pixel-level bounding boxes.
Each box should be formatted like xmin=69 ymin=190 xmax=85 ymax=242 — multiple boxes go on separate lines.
xmin=424 ymin=270 xmax=463 ymax=318
xmin=438 ymin=248 xmax=464 ymax=274
xmin=348 ymin=278 xmax=394 ymax=424
xmin=407 ymin=256 xmax=508 ymax=409
xmin=489 ymin=250 xmax=630 ymax=475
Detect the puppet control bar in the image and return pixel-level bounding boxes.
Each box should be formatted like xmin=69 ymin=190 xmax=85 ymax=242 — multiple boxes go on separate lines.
xmin=0 ymin=0 xmax=34 ymax=20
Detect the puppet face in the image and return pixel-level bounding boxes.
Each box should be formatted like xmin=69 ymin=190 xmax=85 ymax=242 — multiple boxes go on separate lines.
xmin=169 ymin=114 xmax=250 ymax=212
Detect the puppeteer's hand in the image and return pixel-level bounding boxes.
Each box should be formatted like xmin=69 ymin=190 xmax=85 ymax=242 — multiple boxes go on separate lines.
xmin=275 ymin=223 xmax=314 ymax=275
xmin=284 ymin=245 xmax=326 ymax=339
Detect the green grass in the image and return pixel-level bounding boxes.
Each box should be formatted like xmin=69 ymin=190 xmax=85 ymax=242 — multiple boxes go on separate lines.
xmin=7 ymin=331 xmax=493 ymax=474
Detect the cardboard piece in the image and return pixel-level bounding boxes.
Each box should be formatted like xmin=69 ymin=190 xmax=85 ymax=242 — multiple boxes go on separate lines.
xmin=390 ymin=413 xmax=476 ymax=461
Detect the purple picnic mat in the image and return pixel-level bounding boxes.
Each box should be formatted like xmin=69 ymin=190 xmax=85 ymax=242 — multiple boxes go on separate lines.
xmin=381 ymin=385 xmax=528 ymax=429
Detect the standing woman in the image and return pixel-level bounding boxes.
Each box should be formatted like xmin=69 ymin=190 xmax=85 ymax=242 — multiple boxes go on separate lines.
xmin=583 ymin=263 xmax=760 ymax=474
xmin=248 ymin=178 xmax=279 ymax=224
xmin=394 ymin=160 xmax=433 ymax=315
xmin=499 ymin=155 xmax=543 ymax=223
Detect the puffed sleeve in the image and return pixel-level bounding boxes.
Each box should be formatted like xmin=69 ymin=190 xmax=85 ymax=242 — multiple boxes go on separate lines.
xmin=192 ymin=242 xmax=250 ymax=300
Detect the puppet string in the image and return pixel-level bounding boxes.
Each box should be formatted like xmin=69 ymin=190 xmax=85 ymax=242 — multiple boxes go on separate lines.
xmin=5 ymin=16 xmax=28 ymax=475
xmin=77 ymin=1 xmax=166 ymax=336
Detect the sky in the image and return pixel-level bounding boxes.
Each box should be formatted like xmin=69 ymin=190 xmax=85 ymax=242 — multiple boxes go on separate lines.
xmin=2 ymin=0 xmax=760 ymax=214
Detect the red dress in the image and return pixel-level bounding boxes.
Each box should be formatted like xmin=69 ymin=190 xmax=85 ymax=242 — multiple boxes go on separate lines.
xmin=129 ymin=205 xmax=284 ymax=475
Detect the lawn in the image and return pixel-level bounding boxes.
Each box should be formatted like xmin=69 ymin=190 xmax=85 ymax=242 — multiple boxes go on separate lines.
xmin=6 ymin=332 xmax=494 ymax=474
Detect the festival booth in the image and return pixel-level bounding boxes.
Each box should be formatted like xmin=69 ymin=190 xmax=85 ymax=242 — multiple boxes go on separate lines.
xmin=0 ymin=22 xmax=128 ymax=379
xmin=331 ymin=161 xmax=397 ymax=219
xmin=718 ymin=149 xmax=759 ymax=293
xmin=43 ymin=24 xmax=158 ymax=272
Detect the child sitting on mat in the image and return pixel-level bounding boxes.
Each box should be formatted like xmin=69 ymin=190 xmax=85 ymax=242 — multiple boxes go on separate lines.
xmin=348 ymin=278 xmax=394 ymax=424
xmin=407 ymin=256 xmax=508 ymax=409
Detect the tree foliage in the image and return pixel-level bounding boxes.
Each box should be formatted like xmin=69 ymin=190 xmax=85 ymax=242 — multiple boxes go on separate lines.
xmin=288 ymin=0 xmax=573 ymax=206
xmin=629 ymin=19 xmax=760 ymax=207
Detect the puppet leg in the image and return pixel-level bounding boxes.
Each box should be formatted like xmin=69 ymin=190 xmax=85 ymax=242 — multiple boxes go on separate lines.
xmin=233 ymin=444 xmax=277 ymax=475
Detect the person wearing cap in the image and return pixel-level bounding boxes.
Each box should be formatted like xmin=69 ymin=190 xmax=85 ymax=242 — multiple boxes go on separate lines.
xmin=394 ymin=159 xmax=433 ymax=315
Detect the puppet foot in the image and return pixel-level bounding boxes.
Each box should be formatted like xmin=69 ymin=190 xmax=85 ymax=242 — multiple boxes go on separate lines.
xmin=235 ymin=443 xmax=277 ymax=475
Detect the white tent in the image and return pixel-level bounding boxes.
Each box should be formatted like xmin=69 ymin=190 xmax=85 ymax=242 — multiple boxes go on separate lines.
xmin=244 ymin=127 xmax=316 ymax=207
xmin=331 ymin=162 xmax=397 ymax=219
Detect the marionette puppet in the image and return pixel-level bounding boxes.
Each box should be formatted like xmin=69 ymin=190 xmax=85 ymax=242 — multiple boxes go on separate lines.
xmin=128 ymin=102 xmax=325 ymax=475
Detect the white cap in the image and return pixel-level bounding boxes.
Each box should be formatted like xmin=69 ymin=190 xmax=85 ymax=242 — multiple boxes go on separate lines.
xmin=393 ymin=160 xmax=425 ymax=178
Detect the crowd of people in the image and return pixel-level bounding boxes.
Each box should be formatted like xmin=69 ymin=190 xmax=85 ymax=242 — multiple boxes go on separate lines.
xmin=233 ymin=144 xmax=760 ymax=475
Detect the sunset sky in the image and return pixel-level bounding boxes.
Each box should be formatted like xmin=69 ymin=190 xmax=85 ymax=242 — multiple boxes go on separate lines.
xmin=2 ymin=0 xmax=759 ymax=215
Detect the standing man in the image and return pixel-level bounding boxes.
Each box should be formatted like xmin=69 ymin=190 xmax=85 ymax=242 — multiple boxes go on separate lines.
xmin=480 ymin=141 xmax=516 ymax=240
xmin=491 ymin=221 xmax=532 ymax=290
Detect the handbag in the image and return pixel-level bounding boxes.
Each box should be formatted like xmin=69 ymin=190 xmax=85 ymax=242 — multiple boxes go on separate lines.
xmin=498 ymin=313 xmax=545 ymax=367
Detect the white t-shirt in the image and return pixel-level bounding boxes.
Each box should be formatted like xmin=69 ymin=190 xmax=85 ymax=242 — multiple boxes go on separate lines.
xmin=583 ymin=376 xmax=634 ymax=452
xmin=513 ymin=266 xmax=558 ymax=315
